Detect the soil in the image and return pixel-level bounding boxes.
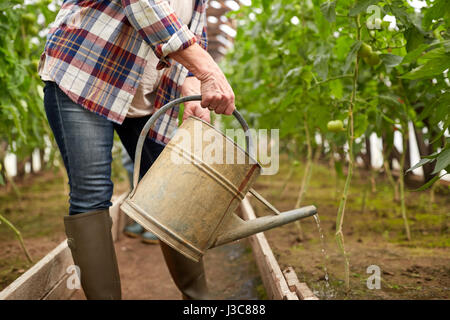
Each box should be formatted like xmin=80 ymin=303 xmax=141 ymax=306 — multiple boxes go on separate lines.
xmin=70 ymin=237 xmax=260 ymax=300
xmin=252 ymin=158 xmax=449 ymax=299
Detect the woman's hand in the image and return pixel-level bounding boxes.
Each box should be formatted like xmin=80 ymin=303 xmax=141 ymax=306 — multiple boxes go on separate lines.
xmin=170 ymin=43 xmax=235 ymax=116
xmin=181 ymin=76 xmax=210 ymax=122
xmin=183 ymin=101 xmax=210 ymax=122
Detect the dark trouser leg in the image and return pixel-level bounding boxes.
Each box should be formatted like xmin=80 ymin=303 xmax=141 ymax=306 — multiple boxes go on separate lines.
xmin=159 ymin=242 xmax=210 ymax=300
xmin=43 ymin=81 xmax=121 ymax=299
xmin=114 ymin=117 xmax=210 ymax=300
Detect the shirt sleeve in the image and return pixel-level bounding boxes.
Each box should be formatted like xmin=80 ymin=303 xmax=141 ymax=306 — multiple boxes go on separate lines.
xmin=121 ymin=0 xmax=197 ymax=70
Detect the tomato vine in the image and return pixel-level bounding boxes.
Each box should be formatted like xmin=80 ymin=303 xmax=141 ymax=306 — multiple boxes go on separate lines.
xmin=224 ymin=0 xmax=450 ymax=291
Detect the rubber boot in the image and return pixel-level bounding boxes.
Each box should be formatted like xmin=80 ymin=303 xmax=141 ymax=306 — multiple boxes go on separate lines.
xmin=160 ymin=242 xmax=210 ymax=300
xmin=64 ymin=209 xmax=122 ymax=300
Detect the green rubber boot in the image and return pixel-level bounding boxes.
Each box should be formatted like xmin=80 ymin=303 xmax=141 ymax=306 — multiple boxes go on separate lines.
xmin=64 ymin=209 xmax=122 ymax=300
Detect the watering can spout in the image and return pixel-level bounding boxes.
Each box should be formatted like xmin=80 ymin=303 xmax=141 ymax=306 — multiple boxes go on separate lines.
xmin=210 ymin=205 xmax=317 ymax=248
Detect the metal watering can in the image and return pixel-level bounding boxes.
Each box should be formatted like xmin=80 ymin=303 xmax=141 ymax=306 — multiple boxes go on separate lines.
xmin=120 ymin=95 xmax=317 ymax=262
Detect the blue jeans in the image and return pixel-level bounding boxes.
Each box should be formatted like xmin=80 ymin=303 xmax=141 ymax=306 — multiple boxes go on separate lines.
xmin=43 ymin=81 xmax=164 ymax=215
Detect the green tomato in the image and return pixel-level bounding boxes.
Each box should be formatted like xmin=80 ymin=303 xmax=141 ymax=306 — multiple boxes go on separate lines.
xmin=327 ymin=120 xmax=344 ymax=132
xmin=31 ymin=59 xmax=40 ymax=71
xmin=358 ymin=43 xmax=373 ymax=58
xmin=369 ymin=30 xmax=376 ymax=37
xmin=29 ymin=26 xmax=39 ymax=36
xmin=22 ymin=13 xmax=36 ymax=24
xmin=365 ymin=52 xmax=381 ymax=66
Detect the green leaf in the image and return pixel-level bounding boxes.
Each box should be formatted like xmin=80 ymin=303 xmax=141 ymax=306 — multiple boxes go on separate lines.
xmin=404 ymin=26 xmax=426 ymax=52
xmin=412 ymin=174 xmax=446 ymax=191
xmin=314 ymin=54 xmax=329 ymax=80
xmin=0 ymin=1 xmax=16 ymax=11
xmin=400 ymin=54 xmax=450 ymax=79
xmin=406 ymin=158 xmax=433 ymax=173
xmin=380 ymin=54 xmax=403 ymax=67
xmin=320 ymin=1 xmax=336 ymax=23
xmin=402 ymin=44 xmax=428 ymax=64
xmin=334 ymin=160 xmax=345 ymax=179
xmin=349 ymin=0 xmax=381 ymax=17
xmin=423 ymin=0 xmax=450 ymax=30
xmin=417 ymin=92 xmax=450 ymax=123
xmin=343 ymin=41 xmax=362 ymax=74
xmin=432 ymin=148 xmax=450 ymax=174
xmin=262 ymin=0 xmax=270 ymax=11
xmin=388 ymin=3 xmax=413 ymax=27
xmin=423 ymin=151 xmax=441 ymax=160
xmin=354 ymin=113 xmax=368 ymax=138
xmin=379 ymin=94 xmax=401 ymax=107
xmin=330 ymin=79 xmax=343 ymax=99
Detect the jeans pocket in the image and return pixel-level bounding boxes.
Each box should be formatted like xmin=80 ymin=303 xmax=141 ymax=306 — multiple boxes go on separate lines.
xmin=43 ymin=81 xmax=54 ymax=94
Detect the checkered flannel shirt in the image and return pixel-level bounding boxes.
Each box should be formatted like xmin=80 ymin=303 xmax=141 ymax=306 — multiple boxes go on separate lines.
xmin=38 ymin=0 xmax=208 ymax=144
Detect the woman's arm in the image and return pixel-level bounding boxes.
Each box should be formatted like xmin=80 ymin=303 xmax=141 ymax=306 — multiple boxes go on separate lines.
xmin=170 ymin=43 xmax=235 ymax=116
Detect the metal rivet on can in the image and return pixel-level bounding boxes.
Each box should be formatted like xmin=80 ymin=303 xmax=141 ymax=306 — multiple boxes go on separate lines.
xmin=67 ymin=238 xmax=76 ymax=250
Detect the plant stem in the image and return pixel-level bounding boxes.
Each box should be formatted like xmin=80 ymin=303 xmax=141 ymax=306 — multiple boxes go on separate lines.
xmin=383 ymin=159 xmax=399 ymax=202
xmin=0 ymin=214 xmax=33 ymax=263
xmin=295 ymin=115 xmax=313 ymax=208
xmin=399 ymin=129 xmax=411 ymax=241
xmin=428 ymin=183 xmax=436 ymax=212
xmin=397 ymin=79 xmax=412 ymax=241
xmin=278 ymin=164 xmax=295 ymax=199
xmin=294 ymin=115 xmax=313 ymax=240
xmin=312 ymin=74 xmax=353 ymax=88
xmin=330 ymin=143 xmax=339 ymax=199
xmin=335 ymin=14 xmax=362 ymax=292
xmin=361 ymin=186 xmax=368 ymax=214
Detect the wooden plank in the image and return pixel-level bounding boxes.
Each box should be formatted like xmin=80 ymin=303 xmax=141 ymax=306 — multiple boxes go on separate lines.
xmin=283 ymin=266 xmax=319 ymax=300
xmin=110 ymin=192 xmax=129 ymax=242
xmin=240 ymin=197 xmax=298 ymax=300
xmin=42 ymin=274 xmax=73 ymax=300
xmin=0 ymin=241 xmax=74 ymax=300
xmin=0 ymin=193 xmax=127 ymax=300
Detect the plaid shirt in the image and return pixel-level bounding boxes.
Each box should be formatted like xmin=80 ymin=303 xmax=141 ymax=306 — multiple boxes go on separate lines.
xmin=38 ymin=0 xmax=208 ymax=144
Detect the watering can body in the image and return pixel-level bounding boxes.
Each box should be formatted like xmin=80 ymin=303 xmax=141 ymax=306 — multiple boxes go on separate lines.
xmin=120 ymin=96 xmax=317 ymax=262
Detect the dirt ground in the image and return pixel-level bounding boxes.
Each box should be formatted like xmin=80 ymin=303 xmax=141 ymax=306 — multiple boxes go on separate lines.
xmin=252 ymin=159 xmax=449 ymax=300
xmin=0 ymin=169 xmax=262 ymax=299
xmin=70 ymin=237 xmax=260 ymax=300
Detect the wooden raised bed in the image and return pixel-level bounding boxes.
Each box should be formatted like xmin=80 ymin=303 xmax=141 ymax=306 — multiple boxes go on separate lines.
xmin=240 ymin=197 xmax=318 ymax=300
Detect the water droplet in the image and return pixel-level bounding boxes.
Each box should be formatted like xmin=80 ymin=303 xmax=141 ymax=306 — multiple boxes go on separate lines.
xmin=313 ymin=214 xmax=331 ymax=291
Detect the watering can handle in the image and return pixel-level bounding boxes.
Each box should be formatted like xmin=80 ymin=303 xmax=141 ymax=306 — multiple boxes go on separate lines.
xmin=131 ymin=95 xmax=254 ymax=193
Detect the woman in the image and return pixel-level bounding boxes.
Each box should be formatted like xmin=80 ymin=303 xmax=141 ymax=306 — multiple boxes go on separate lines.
xmin=39 ymin=0 xmax=235 ymax=300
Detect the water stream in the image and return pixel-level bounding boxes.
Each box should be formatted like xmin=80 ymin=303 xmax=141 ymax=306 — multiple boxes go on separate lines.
xmin=313 ymin=213 xmax=336 ymax=298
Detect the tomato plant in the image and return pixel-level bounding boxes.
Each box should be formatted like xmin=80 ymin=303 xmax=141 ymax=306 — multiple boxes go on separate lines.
xmin=0 ymin=0 xmax=58 ymax=183
xmin=224 ymin=0 xmax=449 ymax=291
